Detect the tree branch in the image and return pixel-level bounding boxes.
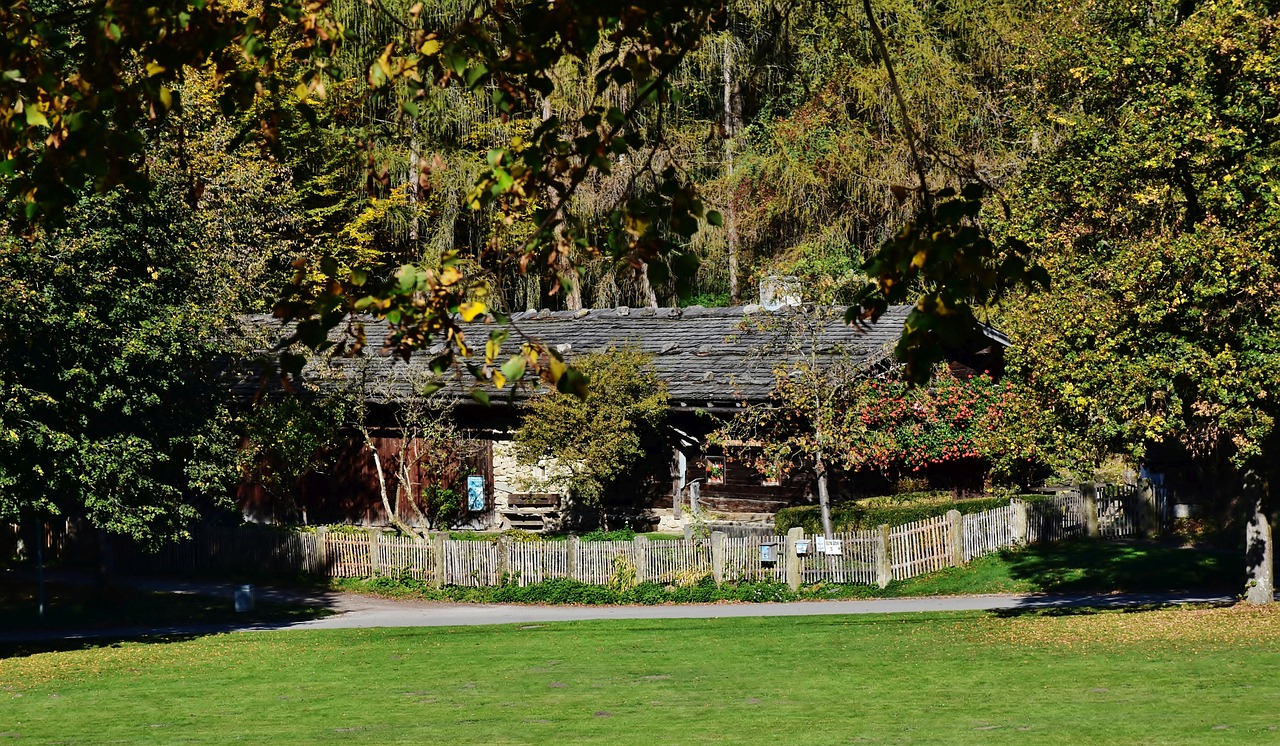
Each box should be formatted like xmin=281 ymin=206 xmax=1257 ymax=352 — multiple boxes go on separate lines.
xmin=855 ymin=0 xmax=933 ymax=217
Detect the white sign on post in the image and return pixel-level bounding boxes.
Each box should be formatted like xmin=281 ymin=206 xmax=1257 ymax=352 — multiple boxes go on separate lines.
xmin=814 ymin=536 xmax=826 ymax=553
xmin=824 ymin=539 xmax=843 ymax=556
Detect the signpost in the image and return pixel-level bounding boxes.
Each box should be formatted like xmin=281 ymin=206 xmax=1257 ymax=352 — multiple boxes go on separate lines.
xmin=466 ymin=475 xmax=485 ymax=512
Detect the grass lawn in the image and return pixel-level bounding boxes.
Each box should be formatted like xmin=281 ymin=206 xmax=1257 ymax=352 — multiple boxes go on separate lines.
xmin=3 ymin=604 xmax=1280 ymax=744
xmin=875 ymin=539 xmax=1245 ymax=598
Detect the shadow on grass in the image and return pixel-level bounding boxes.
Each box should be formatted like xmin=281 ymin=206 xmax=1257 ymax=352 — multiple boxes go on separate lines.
xmin=0 ymin=631 xmax=224 ymax=659
xmin=0 ymin=573 xmax=341 ymax=658
xmin=993 ymin=599 xmax=1238 ymax=619
xmin=1000 ymin=539 xmax=1245 ymax=595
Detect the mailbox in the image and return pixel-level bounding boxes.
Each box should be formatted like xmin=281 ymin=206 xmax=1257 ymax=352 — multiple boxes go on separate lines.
xmin=760 ymin=543 xmax=777 ymax=565
xmin=234 ymin=584 xmax=255 ymax=612
xmin=794 ymin=539 xmax=810 ymax=556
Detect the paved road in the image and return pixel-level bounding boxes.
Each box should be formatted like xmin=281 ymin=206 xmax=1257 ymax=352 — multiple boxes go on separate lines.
xmin=1 ymin=570 xmax=1251 ymax=644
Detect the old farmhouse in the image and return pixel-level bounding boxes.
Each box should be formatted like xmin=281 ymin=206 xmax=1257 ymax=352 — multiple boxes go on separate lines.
xmin=236 ymin=303 xmax=1008 ymax=532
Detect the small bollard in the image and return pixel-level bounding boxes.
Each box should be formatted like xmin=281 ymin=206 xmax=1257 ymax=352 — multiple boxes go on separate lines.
xmin=234 ymin=584 xmax=255 ymax=613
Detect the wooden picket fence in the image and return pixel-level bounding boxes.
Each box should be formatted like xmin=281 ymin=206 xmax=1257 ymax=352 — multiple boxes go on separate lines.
xmin=963 ymin=504 xmax=1016 ymax=562
xmin=103 ymin=485 xmax=1154 ymax=589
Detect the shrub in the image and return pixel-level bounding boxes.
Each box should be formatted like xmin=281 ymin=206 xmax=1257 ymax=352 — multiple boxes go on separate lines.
xmin=581 ymin=528 xmax=637 ymax=542
xmin=608 ymin=555 xmax=640 ymax=592
xmin=335 ymin=575 xmax=811 ymax=605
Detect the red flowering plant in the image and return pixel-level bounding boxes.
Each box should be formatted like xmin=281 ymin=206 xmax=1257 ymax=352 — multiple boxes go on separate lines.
xmin=715 ymin=364 xmax=1052 ymax=492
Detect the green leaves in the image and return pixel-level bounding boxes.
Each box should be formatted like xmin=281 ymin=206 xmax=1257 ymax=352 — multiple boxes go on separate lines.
xmin=394 ymin=264 xmax=421 ymax=294
xmin=0 ymin=187 xmax=239 ymax=542
xmin=849 ymin=185 xmax=1048 ymax=384
xmin=499 ymin=356 xmax=527 ymax=384
xmin=554 ymin=367 xmax=590 ymax=399
xmin=258 ymin=0 xmax=726 ymax=401
xmin=991 ymin=0 xmax=1280 ymax=476
xmin=1 ymin=0 xmax=343 ymax=226
xmin=514 ymin=348 xmax=667 ymax=507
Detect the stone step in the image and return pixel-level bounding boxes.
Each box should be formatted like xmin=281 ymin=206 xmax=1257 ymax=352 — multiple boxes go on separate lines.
xmin=505 ymin=518 xmax=548 ymax=529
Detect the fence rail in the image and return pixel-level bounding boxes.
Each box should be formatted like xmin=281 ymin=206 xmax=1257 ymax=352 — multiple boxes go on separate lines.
xmin=22 ymin=485 xmax=1154 ymax=590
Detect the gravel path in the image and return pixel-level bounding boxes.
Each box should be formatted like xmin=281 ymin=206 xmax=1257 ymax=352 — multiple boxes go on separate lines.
xmin=1 ymin=571 xmax=1251 ymax=644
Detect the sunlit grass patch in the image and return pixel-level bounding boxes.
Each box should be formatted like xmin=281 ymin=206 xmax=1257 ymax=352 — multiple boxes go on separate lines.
xmin=3 ymin=606 xmax=1280 ymax=744
xmin=976 ymin=603 xmax=1280 ymax=649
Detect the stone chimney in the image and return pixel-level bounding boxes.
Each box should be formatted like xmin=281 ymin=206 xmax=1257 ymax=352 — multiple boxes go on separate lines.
xmin=759 ymin=275 xmax=801 ymax=309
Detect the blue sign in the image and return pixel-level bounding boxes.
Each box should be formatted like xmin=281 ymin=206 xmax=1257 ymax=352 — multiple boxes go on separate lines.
xmin=466 ymin=475 xmax=486 ymax=512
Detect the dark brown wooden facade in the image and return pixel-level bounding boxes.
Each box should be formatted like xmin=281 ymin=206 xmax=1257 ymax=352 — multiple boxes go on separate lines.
xmin=238 ymin=430 xmax=494 ymax=527
xmin=697 ymin=456 xmax=811 ymax=514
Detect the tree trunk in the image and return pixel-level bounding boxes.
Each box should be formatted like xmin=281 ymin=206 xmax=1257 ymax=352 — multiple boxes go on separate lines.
xmin=408 ymin=119 xmax=420 ymax=248
xmin=400 ymin=449 xmax=434 ymax=534
xmin=670 ymin=448 xmax=684 ymax=520
xmin=723 ymin=38 xmax=742 ymax=305
xmin=816 ymin=454 xmax=834 ymax=539
xmin=542 ymin=96 xmax=581 ymax=311
xmin=368 ymin=442 xmax=423 ymax=539
xmin=1244 ymin=469 xmax=1274 ymax=605
xmin=563 ymin=260 xmax=583 ymax=311
xmin=95 ymin=528 xmax=114 ymax=583
xmin=637 ymin=261 xmax=659 ymax=308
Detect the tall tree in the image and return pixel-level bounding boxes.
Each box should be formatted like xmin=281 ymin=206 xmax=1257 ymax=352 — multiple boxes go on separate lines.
xmin=0 ymin=187 xmax=239 ymax=545
xmin=994 ymin=0 xmax=1280 ymax=601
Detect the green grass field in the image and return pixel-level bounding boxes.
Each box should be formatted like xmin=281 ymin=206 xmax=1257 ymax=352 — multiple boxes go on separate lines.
xmin=4 ymin=604 xmax=1280 ymax=744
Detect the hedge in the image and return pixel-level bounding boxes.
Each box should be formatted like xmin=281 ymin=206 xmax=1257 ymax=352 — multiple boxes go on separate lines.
xmin=338 ymin=575 xmax=816 ymax=605
xmin=774 ymin=495 xmax=1043 ymax=534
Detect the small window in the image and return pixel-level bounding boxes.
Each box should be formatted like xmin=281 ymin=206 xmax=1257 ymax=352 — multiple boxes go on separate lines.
xmin=705 ymin=457 xmax=725 ymax=485
xmin=760 ymin=459 xmax=782 ymax=486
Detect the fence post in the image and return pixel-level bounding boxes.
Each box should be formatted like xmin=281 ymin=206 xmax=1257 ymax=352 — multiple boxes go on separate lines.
xmin=1139 ymin=478 xmax=1159 ymax=538
xmin=633 ymin=535 xmax=649 ymax=584
xmin=497 ymin=535 xmax=511 ymax=584
xmin=1082 ymin=482 xmax=1101 ymax=538
xmin=368 ymin=528 xmax=382 ymax=576
xmin=1010 ymin=500 xmax=1029 ymax=546
xmin=784 ymin=527 xmax=803 ymax=591
xmin=432 ymin=532 xmax=447 ymax=588
xmin=315 ymin=526 xmax=328 ymax=576
xmin=566 ymin=535 xmax=580 ymax=581
xmin=946 ymin=510 xmax=964 ymax=566
xmin=710 ymin=531 xmax=726 ymax=586
xmin=876 ymin=524 xmax=891 ymax=589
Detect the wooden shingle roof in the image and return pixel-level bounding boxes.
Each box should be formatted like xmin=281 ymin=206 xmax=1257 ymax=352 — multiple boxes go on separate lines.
xmin=238 ymin=304 xmax=975 ymax=406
